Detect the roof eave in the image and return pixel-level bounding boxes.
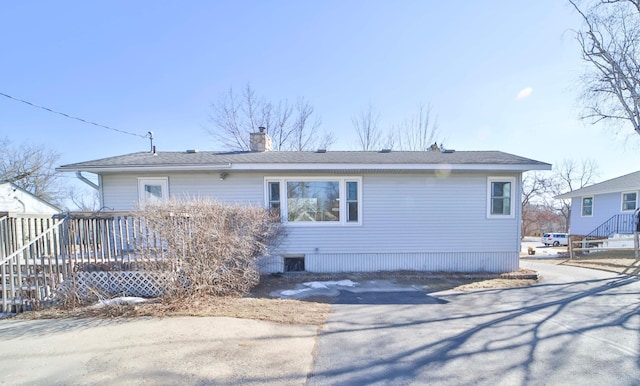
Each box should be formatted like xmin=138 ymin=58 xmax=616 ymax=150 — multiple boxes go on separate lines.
xmin=555 ymin=185 xmax=640 ymax=200
xmin=57 ymin=162 xmax=551 ymax=173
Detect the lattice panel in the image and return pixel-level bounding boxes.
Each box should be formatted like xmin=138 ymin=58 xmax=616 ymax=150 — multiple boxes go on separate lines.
xmin=74 ymin=271 xmax=174 ymax=298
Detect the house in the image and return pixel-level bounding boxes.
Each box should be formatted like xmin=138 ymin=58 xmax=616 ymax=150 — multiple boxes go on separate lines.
xmin=57 ymin=131 xmax=550 ymax=273
xmin=555 ymin=170 xmax=640 ymax=238
xmin=0 ymin=182 xmax=61 ymax=215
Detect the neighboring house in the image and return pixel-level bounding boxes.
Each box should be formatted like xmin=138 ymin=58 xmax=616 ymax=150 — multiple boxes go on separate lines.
xmin=555 ymin=171 xmax=640 ymax=237
xmin=57 ymin=131 xmax=550 ymax=273
xmin=0 ymin=182 xmax=61 ymax=215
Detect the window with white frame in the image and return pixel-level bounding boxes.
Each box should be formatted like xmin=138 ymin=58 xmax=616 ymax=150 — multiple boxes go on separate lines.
xmin=622 ymin=192 xmax=637 ymax=211
xmin=138 ymin=177 xmax=168 ymax=203
xmin=487 ymin=177 xmax=515 ymax=218
xmin=582 ymin=196 xmax=593 ymax=216
xmin=265 ymin=177 xmax=361 ymax=225
xmin=267 ymin=181 xmax=281 ymax=219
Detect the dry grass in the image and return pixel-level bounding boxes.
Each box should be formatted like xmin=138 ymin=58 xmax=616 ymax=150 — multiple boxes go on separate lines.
xmin=18 ymin=296 xmax=330 ymax=325
xmin=526 ymin=255 xmax=640 ymax=276
xmin=15 ymin=269 xmax=538 ymax=324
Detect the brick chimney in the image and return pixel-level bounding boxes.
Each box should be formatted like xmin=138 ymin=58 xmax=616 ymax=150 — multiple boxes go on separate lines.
xmin=250 ymin=127 xmax=273 ymax=152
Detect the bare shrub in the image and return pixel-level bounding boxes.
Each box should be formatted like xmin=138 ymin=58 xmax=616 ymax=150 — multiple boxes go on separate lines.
xmin=136 ymin=198 xmax=284 ymax=298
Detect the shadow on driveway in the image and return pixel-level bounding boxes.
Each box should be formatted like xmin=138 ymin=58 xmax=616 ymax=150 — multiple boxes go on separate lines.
xmin=334 ymin=290 xmax=448 ymax=305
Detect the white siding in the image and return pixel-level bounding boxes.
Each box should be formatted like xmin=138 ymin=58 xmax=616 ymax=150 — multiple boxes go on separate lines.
xmin=100 ymin=170 xmax=523 ymax=273
xmin=0 ymin=183 xmax=60 ymax=214
xmin=569 ymin=192 xmax=636 ymax=235
xmin=304 ymin=252 xmax=518 ymax=273
xmin=101 ymin=172 xmax=265 ymax=210
xmin=270 ymin=172 xmax=521 ymax=273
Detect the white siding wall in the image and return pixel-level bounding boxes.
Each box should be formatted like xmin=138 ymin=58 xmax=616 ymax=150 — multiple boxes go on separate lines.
xmin=0 ymin=184 xmax=60 ymax=214
xmin=569 ymin=192 xmax=634 ymax=235
xmin=272 ymin=172 xmax=521 ymax=272
xmin=101 ymin=172 xmax=264 ymax=210
xmin=101 ymin=170 xmax=522 ymax=273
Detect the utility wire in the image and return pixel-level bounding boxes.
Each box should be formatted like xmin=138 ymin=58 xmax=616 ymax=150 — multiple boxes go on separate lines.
xmin=0 ymin=91 xmax=149 ymax=139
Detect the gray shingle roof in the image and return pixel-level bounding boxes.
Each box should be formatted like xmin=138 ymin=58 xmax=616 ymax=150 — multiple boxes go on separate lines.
xmin=57 ymin=150 xmax=551 ymax=172
xmin=555 ymin=170 xmax=640 ymax=199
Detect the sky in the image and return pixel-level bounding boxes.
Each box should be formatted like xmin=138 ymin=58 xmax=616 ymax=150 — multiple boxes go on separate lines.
xmin=1 ymin=0 xmax=639 ymax=197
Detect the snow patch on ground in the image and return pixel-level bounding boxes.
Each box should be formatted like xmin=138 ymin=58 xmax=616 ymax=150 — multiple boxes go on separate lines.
xmin=273 ymin=279 xmax=421 ymax=299
xmin=92 ymin=297 xmax=148 ymax=308
xmin=279 ymin=280 xmax=358 ymax=297
xmin=304 ymin=280 xmax=357 ymax=289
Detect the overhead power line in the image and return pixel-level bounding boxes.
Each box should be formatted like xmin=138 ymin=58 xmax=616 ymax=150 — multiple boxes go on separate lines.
xmin=0 ymin=91 xmax=149 ymax=139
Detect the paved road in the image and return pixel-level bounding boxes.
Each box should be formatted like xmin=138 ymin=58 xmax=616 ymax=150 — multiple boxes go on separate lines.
xmin=309 ymin=262 xmax=640 ymax=385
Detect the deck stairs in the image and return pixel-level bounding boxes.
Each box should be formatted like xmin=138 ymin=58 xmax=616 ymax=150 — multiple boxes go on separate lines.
xmin=585 ymin=214 xmax=636 ymax=240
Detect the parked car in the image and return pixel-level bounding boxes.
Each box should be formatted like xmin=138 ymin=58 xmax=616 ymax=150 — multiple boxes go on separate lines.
xmin=541 ymin=233 xmax=568 ymax=247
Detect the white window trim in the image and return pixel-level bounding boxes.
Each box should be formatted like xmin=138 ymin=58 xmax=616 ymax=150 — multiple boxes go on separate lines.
xmin=137 ymin=177 xmax=169 ymax=204
xmin=581 ymin=196 xmax=594 ymax=217
xmin=487 ymin=176 xmax=516 ymax=219
xmin=264 ymin=176 xmax=363 ymax=226
xmin=621 ymin=191 xmax=637 ymax=212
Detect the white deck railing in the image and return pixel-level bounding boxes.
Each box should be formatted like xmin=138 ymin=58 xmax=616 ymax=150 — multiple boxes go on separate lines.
xmin=0 ymin=212 xmax=167 ymax=313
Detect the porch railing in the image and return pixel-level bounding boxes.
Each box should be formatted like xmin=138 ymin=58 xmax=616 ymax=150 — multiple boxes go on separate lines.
xmin=0 ymin=215 xmax=65 ymax=312
xmin=586 ymin=214 xmax=636 ymax=239
xmin=0 ymin=212 xmax=168 ymax=313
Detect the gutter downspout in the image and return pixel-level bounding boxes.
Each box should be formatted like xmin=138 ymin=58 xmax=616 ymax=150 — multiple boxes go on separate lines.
xmin=75 ymin=171 xmax=99 ymax=190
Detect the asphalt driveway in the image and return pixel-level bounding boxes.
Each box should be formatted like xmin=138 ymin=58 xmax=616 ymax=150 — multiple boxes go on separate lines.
xmin=0 ymin=263 xmax=638 ymax=385
xmin=309 ymin=262 xmax=640 ymax=385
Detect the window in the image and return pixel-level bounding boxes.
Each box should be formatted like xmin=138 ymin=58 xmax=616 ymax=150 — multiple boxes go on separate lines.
xmin=138 ymin=177 xmax=168 ymax=204
xmin=622 ymin=192 xmax=637 ymax=211
xmin=582 ymin=196 xmax=593 ymax=216
xmin=265 ymin=177 xmax=362 ymax=225
xmin=347 ymin=181 xmax=358 ymax=222
xmin=268 ymin=182 xmax=281 ymax=209
xmin=487 ymin=177 xmax=515 ymax=218
xmin=287 ymin=181 xmax=340 ymax=222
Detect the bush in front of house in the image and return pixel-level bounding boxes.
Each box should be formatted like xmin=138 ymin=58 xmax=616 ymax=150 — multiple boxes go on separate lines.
xmin=138 ymin=198 xmax=284 ymax=298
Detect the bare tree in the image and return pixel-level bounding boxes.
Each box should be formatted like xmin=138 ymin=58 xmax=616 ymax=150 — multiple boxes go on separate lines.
xmin=522 ymin=172 xmax=552 ymax=209
xmin=570 ymin=0 xmax=640 ymax=136
xmin=391 ymin=104 xmax=440 ymax=151
xmin=289 ymin=97 xmax=334 ymax=151
xmin=208 ymin=85 xmax=333 ymax=151
xmin=550 ymin=158 xmax=600 ymax=232
xmin=352 ymin=104 xmax=383 ymax=151
xmin=521 ymin=171 xmax=569 ymax=236
xmin=66 ymin=187 xmax=100 ymax=211
xmin=522 ymin=202 xmax=566 ymax=237
xmin=0 ymin=138 xmax=62 ymax=204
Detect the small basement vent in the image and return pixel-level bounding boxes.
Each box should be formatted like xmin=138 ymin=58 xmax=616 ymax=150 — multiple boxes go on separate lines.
xmin=284 ymin=256 xmax=305 ymax=272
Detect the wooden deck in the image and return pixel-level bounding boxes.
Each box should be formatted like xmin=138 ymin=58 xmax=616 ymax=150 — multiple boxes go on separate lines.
xmin=0 ymin=212 xmax=165 ymax=313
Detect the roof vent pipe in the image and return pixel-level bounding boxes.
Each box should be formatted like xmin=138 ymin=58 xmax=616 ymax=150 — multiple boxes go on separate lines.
xmin=148 ymin=131 xmax=154 ymax=152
